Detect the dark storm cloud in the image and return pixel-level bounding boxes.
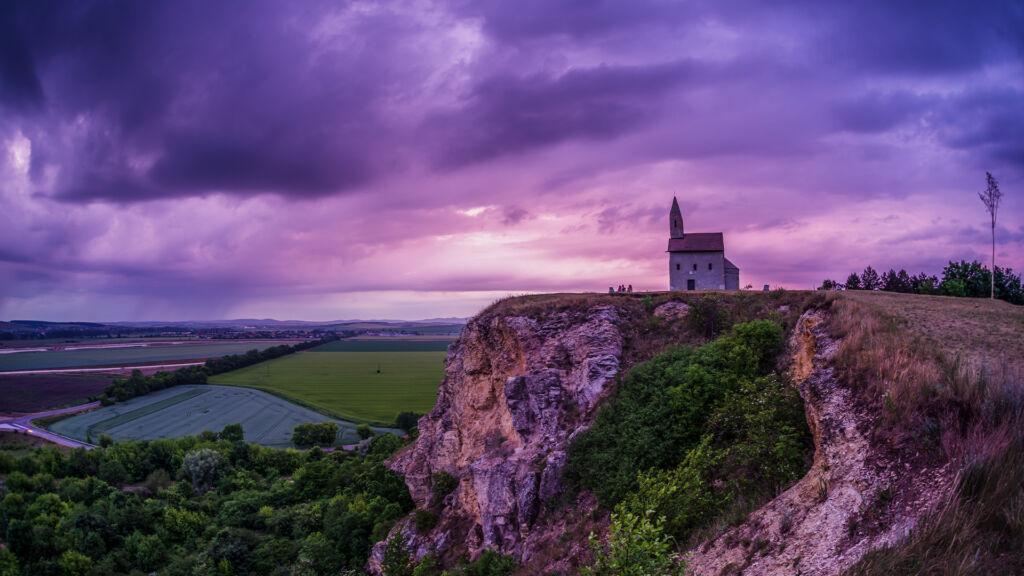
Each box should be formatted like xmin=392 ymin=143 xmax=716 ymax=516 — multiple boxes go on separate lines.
xmin=427 ymin=61 xmax=697 ymax=168
xmin=934 ymin=89 xmax=1024 ymax=168
xmin=3 ymin=0 xmax=394 ymax=203
xmin=820 ymin=0 xmax=1024 ymax=74
xmin=0 ymin=5 xmax=44 ymax=110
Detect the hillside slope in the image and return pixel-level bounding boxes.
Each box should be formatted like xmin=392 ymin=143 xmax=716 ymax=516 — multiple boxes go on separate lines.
xmin=369 ymin=291 xmax=1023 ymax=575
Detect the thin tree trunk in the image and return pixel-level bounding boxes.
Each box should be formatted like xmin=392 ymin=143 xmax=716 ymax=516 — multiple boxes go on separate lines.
xmin=991 ymin=221 xmax=996 ymax=300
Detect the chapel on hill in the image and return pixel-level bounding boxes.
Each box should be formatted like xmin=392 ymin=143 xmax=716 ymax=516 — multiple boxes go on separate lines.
xmin=667 ymin=197 xmax=740 ymax=291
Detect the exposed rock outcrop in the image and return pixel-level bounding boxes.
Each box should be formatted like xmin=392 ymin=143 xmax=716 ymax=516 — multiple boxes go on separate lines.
xmin=369 ymin=305 xmax=624 ymax=572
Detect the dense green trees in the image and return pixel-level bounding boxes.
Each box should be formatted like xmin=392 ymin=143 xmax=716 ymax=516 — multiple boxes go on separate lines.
xmin=836 ymin=260 xmax=1022 ymax=305
xmin=567 ymin=320 xmax=811 ymax=572
xmin=291 ymin=422 xmax=340 ymax=447
xmin=0 ymin=426 xmax=412 ymax=575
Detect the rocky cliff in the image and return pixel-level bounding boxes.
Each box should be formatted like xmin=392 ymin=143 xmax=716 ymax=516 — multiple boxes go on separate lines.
xmin=369 ymin=293 xmax=949 ymax=575
xmin=369 ymin=303 xmax=627 ymax=572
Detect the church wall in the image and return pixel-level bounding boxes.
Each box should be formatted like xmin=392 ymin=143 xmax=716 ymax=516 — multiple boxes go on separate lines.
xmin=725 ymin=268 xmax=740 ymax=290
xmin=669 ymin=252 xmax=726 ymax=291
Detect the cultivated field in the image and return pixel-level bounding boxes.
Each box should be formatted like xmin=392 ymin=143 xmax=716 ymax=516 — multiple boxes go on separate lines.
xmin=312 ymin=339 xmax=452 ymax=352
xmin=49 ymin=385 xmax=400 ymax=447
xmin=0 ymin=373 xmax=112 ymax=414
xmin=210 ymin=344 xmax=446 ymax=424
xmin=0 ymin=340 xmax=297 ymax=372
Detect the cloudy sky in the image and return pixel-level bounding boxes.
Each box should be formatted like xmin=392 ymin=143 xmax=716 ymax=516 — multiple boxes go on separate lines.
xmin=1 ymin=0 xmax=1022 ymax=321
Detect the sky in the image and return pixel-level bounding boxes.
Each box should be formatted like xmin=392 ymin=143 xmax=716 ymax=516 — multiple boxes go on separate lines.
xmin=1 ymin=0 xmax=1022 ymax=322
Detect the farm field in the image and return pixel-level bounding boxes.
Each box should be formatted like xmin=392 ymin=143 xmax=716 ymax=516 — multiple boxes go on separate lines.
xmin=210 ymin=345 xmax=446 ymax=424
xmin=49 ymin=385 xmax=401 ymax=447
xmin=0 ymin=340 xmax=296 ymax=372
xmin=0 ymin=373 xmax=113 ymax=413
xmin=312 ymin=339 xmax=452 ymax=352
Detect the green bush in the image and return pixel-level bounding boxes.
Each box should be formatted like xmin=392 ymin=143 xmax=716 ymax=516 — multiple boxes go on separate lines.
xmin=412 ymin=508 xmax=439 ymax=533
xmin=429 ymin=471 xmax=459 ymax=509
xmin=564 ymin=321 xmax=790 ymax=508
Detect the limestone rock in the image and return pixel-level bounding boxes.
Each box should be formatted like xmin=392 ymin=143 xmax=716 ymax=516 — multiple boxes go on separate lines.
xmin=368 ymin=305 xmax=623 ymax=572
xmin=654 ymin=301 xmax=690 ymax=321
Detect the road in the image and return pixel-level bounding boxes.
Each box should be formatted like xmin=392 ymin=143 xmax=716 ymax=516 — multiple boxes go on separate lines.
xmin=0 ymin=401 xmax=99 ymax=449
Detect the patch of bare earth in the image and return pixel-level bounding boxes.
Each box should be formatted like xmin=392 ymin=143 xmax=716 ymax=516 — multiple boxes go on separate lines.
xmin=685 ymin=310 xmax=953 ymax=576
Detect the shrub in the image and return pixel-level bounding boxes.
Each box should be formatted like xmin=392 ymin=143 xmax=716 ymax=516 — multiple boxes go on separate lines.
xmin=581 ymin=508 xmax=686 ymax=576
xmin=564 ymin=321 xmax=789 ymax=508
xmin=429 ymin=471 xmax=459 ymax=509
xmin=412 ymin=508 xmax=439 ymax=533
xmin=687 ymin=294 xmax=731 ymax=338
xmin=182 ymin=449 xmax=223 ymax=493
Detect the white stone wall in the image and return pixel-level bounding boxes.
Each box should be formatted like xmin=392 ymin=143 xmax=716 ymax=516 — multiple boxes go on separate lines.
xmin=669 ymin=251 xmax=726 ymax=290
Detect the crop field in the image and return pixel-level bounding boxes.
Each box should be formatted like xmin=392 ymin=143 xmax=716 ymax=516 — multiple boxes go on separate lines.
xmin=311 ymin=339 xmax=452 ymax=352
xmin=209 ymin=345 xmax=446 ymax=424
xmin=0 ymin=373 xmax=113 ymax=413
xmin=0 ymin=341 xmax=296 ymax=372
xmin=49 ymin=385 xmax=400 ymax=447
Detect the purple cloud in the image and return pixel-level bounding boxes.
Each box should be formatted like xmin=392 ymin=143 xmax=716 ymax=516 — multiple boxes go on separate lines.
xmin=0 ymin=0 xmax=1021 ymax=321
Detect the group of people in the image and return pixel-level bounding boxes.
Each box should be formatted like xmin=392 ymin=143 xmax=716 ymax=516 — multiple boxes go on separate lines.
xmin=609 ymin=284 xmax=633 ymax=294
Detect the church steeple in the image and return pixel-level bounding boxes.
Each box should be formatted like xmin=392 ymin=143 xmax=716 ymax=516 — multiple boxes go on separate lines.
xmin=670 ymin=196 xmax=684 ymax=238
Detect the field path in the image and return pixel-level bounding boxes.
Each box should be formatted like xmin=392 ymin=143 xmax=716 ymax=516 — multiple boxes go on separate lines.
xmin=0 ymin=401 xmax=99 ymax=449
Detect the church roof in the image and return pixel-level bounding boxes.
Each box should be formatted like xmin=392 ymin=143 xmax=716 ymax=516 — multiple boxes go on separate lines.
xmin=724 ymin=257 xmax=740 ymax=271
xmin=667 ymin=233 xmax=724 ymax=252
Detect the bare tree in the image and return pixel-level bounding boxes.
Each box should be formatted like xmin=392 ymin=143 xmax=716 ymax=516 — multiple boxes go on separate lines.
xmin=979 ymin=172 xmax=1002 ymax=299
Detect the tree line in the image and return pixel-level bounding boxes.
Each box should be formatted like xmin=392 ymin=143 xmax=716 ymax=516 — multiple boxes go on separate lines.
xmin=101 ymin=336 xmax=338 ymax=404
xmin=820 ymin=260 xmax=1023 ymax=305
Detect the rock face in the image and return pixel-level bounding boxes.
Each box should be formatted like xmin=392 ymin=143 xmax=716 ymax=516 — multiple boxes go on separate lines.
xmin=369 ymin=305 xmax=624 ymax=572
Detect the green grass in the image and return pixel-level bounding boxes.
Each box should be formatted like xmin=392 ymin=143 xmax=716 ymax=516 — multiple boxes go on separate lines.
xmin=209 ymin=350 xmax=445 ymax=425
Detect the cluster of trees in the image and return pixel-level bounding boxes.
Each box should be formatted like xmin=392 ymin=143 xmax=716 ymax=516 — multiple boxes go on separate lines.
xmin=290 ymin=422 xmax=340 ymax=448
xmin=203 ymin=338 xmax=332 ymax=374
xmin=0 ymin=423 xmax=414 ymax=576
xmin=101 ymin=337 xmax=338 ymax=405
xmin=103 ymin=366 xmax=208 ymax=404
xmin=821 ymin=260 xmax=1023 ymax=305
xmin=564 ymin=320 xmax=811 ymax=572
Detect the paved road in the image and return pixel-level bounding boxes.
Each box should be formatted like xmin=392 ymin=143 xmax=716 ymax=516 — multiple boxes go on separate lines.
xmin=0 ymin=401 xmax=99 ymax=449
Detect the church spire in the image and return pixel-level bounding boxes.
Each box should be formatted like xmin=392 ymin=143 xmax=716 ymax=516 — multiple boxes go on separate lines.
xmin=670 ymin=196 xmax=684 ymax=238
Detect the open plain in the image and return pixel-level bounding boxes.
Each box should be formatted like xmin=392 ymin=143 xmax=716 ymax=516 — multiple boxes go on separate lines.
xmin=209 ymin=341 xmax=448 ymax=424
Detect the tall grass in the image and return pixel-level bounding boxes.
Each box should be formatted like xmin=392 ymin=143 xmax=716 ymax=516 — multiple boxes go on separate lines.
xmin=830 ymin=294 xmax=1024 ymax=574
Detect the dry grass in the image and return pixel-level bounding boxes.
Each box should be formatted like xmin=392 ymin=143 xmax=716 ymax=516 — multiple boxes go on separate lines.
xmin=829 ymin=292 xmax=1024 ymax=575
xmin=842 ymin=291 xmax=1024 ymax=376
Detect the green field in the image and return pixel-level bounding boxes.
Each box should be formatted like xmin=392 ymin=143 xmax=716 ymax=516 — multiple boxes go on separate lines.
xmin=0 ymin=341 xmax=297 ymax=372
xmin=209 ymin=348 xmax=445 ymax=424
xmin=311 ymin=339 xmax=452 ymax=352
xmin=50 ymin=385 xmax=401 ymax=447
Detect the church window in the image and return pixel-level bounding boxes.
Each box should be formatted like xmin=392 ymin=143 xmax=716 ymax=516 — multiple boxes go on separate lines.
xmin=692 ymin=264 xmax=697 ymax=271
xmin=708 ymin=263 xmax=713 ymax=270
xmin=676 ymin=264 xmax=680 ymax=270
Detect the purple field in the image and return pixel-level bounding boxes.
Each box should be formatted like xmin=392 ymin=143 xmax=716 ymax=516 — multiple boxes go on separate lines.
xmin=0 ymin=373 xmax=112 ymax=414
